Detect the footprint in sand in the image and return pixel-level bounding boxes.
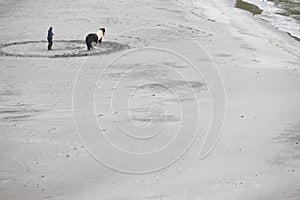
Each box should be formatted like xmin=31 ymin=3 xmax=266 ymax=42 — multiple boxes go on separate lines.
xmin=0 ymin=40 xmax=129 ymax=58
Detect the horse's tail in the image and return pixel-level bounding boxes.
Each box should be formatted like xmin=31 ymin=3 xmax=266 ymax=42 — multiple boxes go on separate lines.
xmin=86 ymin=41 xmax=91 ymax=50
xmin=85 ymin=35 xmax=91 ymax=51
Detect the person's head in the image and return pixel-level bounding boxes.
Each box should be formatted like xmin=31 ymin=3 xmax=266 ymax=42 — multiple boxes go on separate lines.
xmin=49 ymin=27 xmax=52 ymax=31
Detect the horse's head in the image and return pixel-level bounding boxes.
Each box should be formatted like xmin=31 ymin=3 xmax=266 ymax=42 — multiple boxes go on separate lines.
xmin=99 ymin=28 xmax=106 ymax=36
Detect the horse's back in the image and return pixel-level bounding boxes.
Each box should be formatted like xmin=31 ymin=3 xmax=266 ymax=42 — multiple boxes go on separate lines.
xmin=86 ymin=33 xmax=98 ymax=43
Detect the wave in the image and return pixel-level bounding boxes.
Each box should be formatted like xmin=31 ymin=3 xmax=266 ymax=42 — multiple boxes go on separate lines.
xmin=237 ymin=0 xmax=300 ymax=40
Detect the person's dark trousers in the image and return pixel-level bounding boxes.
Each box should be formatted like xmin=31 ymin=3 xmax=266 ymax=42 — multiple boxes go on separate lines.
xmin=48 ymin=39 xmax=53 ymax=50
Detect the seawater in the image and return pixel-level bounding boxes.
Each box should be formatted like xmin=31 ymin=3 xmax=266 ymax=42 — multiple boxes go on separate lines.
xmin=239 ymin=0 xmax=300 ymax=40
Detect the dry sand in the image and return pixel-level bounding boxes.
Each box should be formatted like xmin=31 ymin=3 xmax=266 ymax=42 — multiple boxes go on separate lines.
xmin=0 ymin=0 xmax=300 ymax=199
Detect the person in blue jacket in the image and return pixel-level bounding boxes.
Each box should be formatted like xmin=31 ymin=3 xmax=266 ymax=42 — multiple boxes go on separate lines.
xmin=47 ymin=27 xmax=54 ymax=50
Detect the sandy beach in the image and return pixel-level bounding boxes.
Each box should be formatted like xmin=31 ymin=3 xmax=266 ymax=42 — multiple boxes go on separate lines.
xmin=0 ymin=0 xmax=300 ymax=199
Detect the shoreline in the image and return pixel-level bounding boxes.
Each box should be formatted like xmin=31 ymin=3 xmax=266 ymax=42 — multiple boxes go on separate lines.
xmin=233 ymin=0 xmax=300 ymax=41
xmin=0 ymin=0 xmax=299 ymax=199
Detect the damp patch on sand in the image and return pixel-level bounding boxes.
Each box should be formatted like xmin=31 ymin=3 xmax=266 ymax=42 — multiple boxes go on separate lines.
xmin=271 ymin=123 xmax=300 ymax=166
xmin=0 ymin=40 xmax=130 ymax=58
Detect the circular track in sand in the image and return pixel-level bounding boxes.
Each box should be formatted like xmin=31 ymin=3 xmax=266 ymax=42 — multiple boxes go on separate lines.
xmin=0 ymin=40 xmax=130 ymax=58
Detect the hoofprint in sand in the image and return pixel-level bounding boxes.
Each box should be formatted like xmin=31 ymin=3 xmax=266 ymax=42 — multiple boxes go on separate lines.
xmin=0 ymin=0 xmax=300 ymax=199
xmin=0 ymin=40 xmax=129 ymax=58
